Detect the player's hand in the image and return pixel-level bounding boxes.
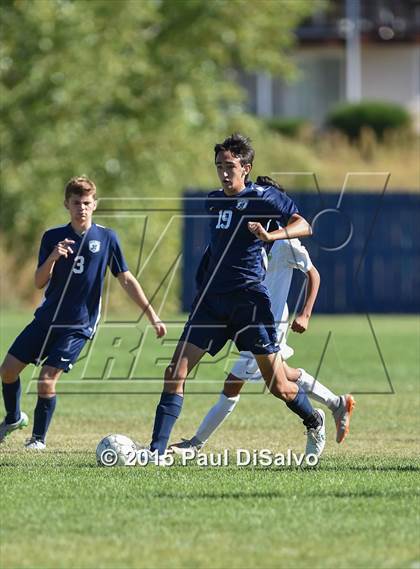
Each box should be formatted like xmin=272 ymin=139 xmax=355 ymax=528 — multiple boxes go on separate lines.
xmin=291 ymin=314 xmax=310 ymax=334
xmin=152 ymin=319 xmax=167 ymax=338
xmin=50 ymin=239 xmax=75 ymax=261
xmin=248 ymin=222 xmax=272 ymax=242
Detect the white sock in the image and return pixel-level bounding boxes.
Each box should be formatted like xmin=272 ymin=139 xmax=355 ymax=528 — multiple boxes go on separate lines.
xmin=195 ymin=392 xmax=240 ymax=444
xmin=296 ymin=368 xmax=341 ymax=411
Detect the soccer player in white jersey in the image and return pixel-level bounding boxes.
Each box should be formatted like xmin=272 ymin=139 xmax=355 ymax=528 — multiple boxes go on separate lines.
xmin=171 ymin=177 xmax=355 ymax=454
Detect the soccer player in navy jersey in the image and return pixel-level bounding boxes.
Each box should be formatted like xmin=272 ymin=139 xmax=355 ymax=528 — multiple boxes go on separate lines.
xmin=170 ymin=220 xmax=355 ymax=454
xmin=149 ymin=134 xmax=326 ymax=459
xmin=0 ymin=176 xmax=166 ymax=449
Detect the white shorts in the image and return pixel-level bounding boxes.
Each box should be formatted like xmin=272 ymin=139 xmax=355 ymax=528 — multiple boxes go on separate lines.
xmin=230 ymin=342 xmax=294 ymax=382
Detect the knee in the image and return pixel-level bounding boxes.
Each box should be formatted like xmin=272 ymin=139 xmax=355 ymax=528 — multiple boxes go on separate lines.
xmin=279 ymin=389 xmax=297 ymax=403
xmin=38 ymin=375 xmax=56 ymax=397
xmin=223 ymin=375 xmax=243 ymax=398
xmin=0 ymin=363 xmax=17 ymax=384
xmin=164 ymin=363 xmax=186 ymax=383
xmin=268 ymin=380 xmax=296 ymax=403
xmin=164 ymin=363 xmax=187 ymax=392
xmin=283 ymin=364 xmax=300 ymax=382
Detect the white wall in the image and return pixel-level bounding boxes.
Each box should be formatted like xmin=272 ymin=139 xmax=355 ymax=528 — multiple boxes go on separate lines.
xmin=245 ymin=43 xmax=420 ymax=129
xmin=271 ymin=46 xmax=346 ymax=124
xmin=362 ymin=45 xmax=420 ymax=130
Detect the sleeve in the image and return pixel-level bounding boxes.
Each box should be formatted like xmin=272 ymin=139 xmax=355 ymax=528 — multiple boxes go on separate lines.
xmin=262 ymin=187 xmax=298 ymax=225
xmin=37 ymin=232 xmax=52 ymax=268
xmin=284 ymin=239 xmax=313 ymax=273
xmin=108 ymin=231 xmax=129 ymax=276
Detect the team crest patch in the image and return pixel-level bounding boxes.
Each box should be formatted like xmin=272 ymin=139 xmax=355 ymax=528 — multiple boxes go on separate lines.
xmin=236 ymin=199 xmax=249 ymax=210
xmin=88 ymin=240 xmax=101 ymax=253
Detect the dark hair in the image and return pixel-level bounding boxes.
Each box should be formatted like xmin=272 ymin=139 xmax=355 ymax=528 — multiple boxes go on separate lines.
xmin=214 ymin=133 xmax=255 ymax=168
xmin=256 ymin=175 xmax=284 ymax=192
xmin=65 ymin=176 xmax=97 ymax=200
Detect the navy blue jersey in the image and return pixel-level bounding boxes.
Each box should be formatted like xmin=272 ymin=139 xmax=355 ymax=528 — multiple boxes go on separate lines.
xmin=199 ymin=182 xmax=298 ymax=293
xmin=34 ymin=223 xmax=128 ymax=338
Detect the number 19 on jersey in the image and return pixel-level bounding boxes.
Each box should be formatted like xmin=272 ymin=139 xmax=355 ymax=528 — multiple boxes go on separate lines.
xmin=216 ymin=210 xmax=232 ymax=230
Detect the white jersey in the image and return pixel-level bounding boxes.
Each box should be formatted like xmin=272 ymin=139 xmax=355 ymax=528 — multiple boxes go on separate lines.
xmin=231 ymin=238 xmax=313 ymax=381
xmin=264 ymin=237 xmax=313 ymax=329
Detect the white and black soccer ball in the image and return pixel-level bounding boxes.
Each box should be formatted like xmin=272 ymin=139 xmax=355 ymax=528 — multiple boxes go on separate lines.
xmin=96 ymin=434 xmax=137 ymax=467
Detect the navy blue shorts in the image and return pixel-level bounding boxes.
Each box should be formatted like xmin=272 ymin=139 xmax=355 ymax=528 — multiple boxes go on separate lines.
xmin=8 ymin=319 xmax=87 ymax=372
xmin=180 ymin=286 xmax=279 ymax=356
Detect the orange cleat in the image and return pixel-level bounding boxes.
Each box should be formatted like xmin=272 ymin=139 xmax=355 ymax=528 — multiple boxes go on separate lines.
xmin=333 ymin=394 xmax=356 ymax=443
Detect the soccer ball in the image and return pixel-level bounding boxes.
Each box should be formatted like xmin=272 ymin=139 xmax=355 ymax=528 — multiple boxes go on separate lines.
xmin=96 ymin=434 xmax=137 ymax=467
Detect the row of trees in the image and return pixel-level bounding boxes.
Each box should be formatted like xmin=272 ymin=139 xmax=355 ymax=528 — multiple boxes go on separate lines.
xmin=1 ymin=0 xmax=320 ymax=307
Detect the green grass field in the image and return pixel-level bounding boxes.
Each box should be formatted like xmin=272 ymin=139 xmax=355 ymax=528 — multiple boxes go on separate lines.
xmin=0 ymin=312 xmax=419 ymax=569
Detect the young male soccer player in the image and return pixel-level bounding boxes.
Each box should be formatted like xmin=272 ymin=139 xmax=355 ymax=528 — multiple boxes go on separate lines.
xmin=0 ymin=176 xmax=166 ymax=449
xmin=149 ymin=134 xmax=326 ymax=459
xmin=170 ymin=194 xmax=355 ymax=453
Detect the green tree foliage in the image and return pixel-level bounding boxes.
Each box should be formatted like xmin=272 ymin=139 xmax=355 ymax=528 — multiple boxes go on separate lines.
xmin=1 ymin=0 xmax=319 ymax=308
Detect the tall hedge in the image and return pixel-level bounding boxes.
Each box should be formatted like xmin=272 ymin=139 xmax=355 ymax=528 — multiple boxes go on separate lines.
xmin=326 ymin=101 xmax=411 ymax=140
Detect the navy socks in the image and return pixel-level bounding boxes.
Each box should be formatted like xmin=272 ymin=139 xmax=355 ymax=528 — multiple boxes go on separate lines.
xmin=286 ymin=385 xmax=321 ymax=429
xmin=3 ymin=378 xmax=58 ymax=441
xmin=2 ymin=377 xmax=21 ymax=424
xmin=150 ymin=392 xmax=184 ymax=455
xmin=33 ymin=396 xmax=56 ymax=442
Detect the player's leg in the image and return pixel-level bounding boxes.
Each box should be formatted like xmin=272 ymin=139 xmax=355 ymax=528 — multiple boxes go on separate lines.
xmin=171 ymin=347 xmax=259 ymax=453
xmin=150 ymin=341 xmax=207 ymax=455
xmin=173 ymin=350 xmax=254 ymax=452
xmin=283 ymin=363 xmax=340 ymax=408
xmin=233 ymin=287 xmax=325 ymax=455
xmin=25 ymin=330 xmax=87 ymax=449
xmin=283 ymin=363 xmax=355 ymax=443
xmin=26 ymin=365 xmax=63 ymax=449
xmin=232 ymin=287 xmax=313 ymax=411
xmin=171 ymin=373 xmax=245 ymax=453
xmin=255 ymin=352 xmax=326 ymax=456
xmin=192 ymin=350 xmax=256 ymax=447
xmin=0 ymin=354 xmax=29 ymax=441
xmin=0 ymin=319 xmax=58 ymax=442
xmin=255 ymin=352 xmax=296 ymax=401
xmin=195 ymin=373 xmax=244 ymax=444
xmin=151 ymin=290 xmax=232 ymax=455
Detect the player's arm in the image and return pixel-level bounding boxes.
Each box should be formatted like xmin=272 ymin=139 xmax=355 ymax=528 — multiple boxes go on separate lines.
xmin=117 ymin=271 xmax=167 ymax=338
xmin=34 ymin=238 xmax=75 ymax=289
xmin=291 ymin=265 xmax=320 ymax=333
xmin=248 ymin=214 xmax=311 ymax=242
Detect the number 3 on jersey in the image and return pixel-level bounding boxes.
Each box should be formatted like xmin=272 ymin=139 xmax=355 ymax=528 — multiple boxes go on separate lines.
xmin=73 ymin=255 xmax=85 ymax=274
xmin=216 ymin=209 xmax=232 ymax=229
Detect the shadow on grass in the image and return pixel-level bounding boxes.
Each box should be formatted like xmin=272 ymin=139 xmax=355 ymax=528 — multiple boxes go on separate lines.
xmin=145 ymin=489 xmax=419 ymax=500
xmin=313 ymin=464 xmax=420 ymax=472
